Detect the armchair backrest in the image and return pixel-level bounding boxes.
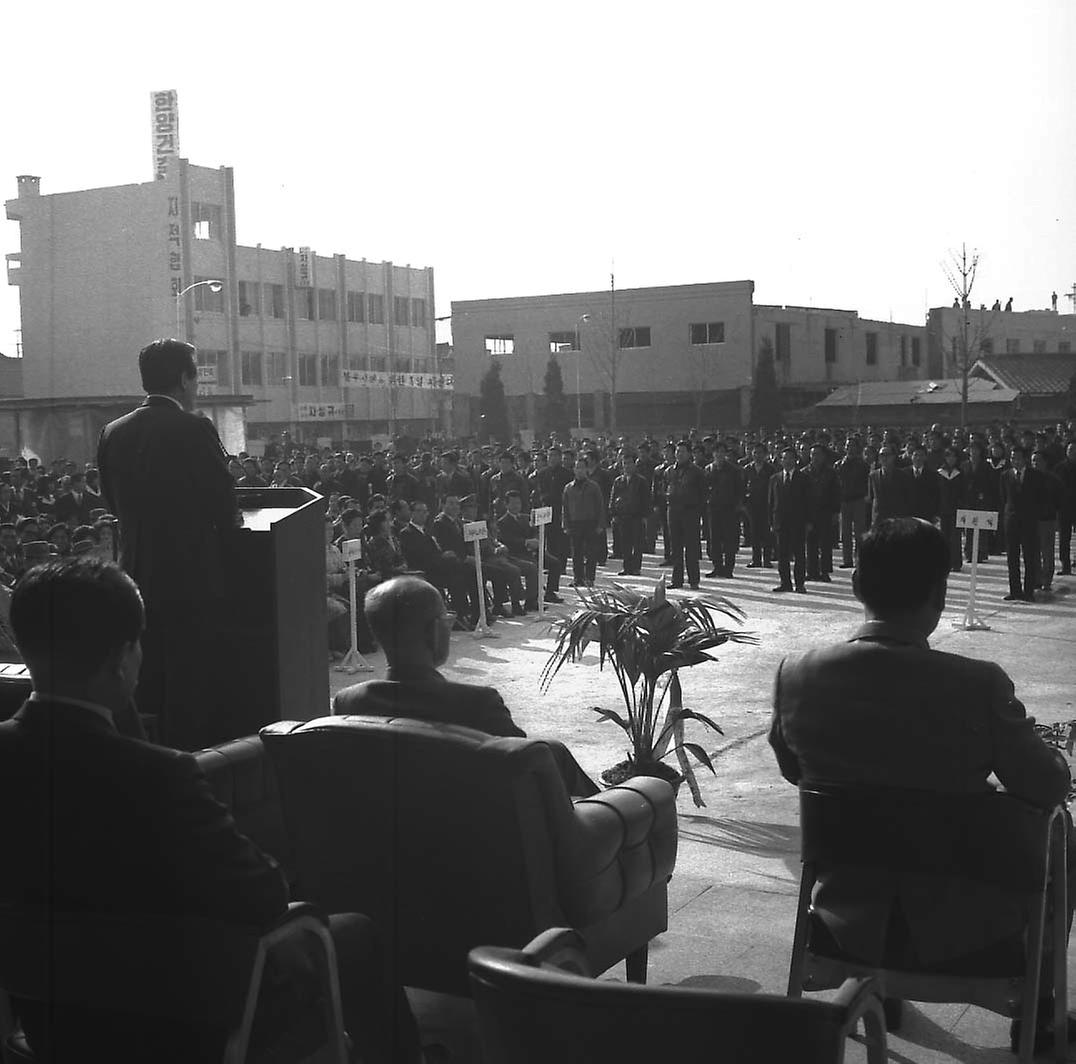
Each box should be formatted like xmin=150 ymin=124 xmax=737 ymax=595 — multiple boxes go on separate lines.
xmin=261 ymin=715 xmax=579 ymax=994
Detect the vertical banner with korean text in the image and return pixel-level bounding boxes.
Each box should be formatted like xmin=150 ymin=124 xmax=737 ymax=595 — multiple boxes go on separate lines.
xmin=150 ymin=90 xmax=181 ymax=181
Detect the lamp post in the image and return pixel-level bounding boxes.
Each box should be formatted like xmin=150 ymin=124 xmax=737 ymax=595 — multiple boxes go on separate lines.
xmin=175 ymin=279 xmax=223 ymax=336
xmin=574 ymin=313 xmax=590 ymax=433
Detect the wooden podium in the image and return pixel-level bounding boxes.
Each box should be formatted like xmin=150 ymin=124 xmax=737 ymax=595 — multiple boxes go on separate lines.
xmin=222 ymin=487 xmax=329 ymax=739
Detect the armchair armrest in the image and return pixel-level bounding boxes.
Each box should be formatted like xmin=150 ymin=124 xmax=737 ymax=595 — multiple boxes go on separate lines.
xmin=830 ymin=977 xmax=887 ymax=1064
xmin=518 ymin=927 xmax=590 ymax=976
xmin=557 ymin=778 xmax=678 ymax=927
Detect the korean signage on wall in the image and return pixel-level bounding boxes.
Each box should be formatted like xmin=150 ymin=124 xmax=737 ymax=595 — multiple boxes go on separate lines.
xmin=166 ymin=192 xmax=182 ymax=296
xmin=297 ymin=403 xmax=356 ymax=421
xmin=296 ymin=247 xmax=313 ymax=288
xmin=342 ymin=369 xmax=454 ymax=391
xmin=150 ymin=90 xmax=181 ymax=181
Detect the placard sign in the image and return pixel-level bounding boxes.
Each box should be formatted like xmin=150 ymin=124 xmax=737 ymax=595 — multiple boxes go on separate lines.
xmin=531 ymin=506 xmax=553 ymax=526
xmin=150 ymin=89 xmax=180 ymax=180
xmin=342 ymin=538 xmax=363 ymax=562
xmin=956 ymin=509 xmax=998 ymax=531
xmin=463 ymin=520 xmax=488 ymax=543
xmin=296 ymin=247 xmax=313 ymax=288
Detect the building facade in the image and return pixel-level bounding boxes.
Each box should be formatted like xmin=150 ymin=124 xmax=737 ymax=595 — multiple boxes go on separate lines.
xmin=5 ymin=162 xmax=448 ymax=457
xmin=451 ymin=282 xmax=928 ymax=436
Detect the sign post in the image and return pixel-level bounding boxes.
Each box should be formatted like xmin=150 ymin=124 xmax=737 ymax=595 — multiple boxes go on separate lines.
xmin=334 ymin=539 xmax=375 ymax=675
xmin=464 ymin=520 xmax=498 ymax=639
xmin=954 ymin=509 xmax=998 ymax=631
xmin=531 ymin=506 xmax=553 ymax=621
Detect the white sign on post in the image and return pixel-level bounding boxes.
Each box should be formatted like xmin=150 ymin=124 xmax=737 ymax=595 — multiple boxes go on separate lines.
xmin=531 ymin=507 xmax=553 ymax=526
xmin=342 ymin=538 xmax=363 ymax=562
xmin=531 ymin=507 xmax=554 ymax=621
xmin=953 ymin=509 xmax=998 ymax=631
xmin=333 ymin=540 xmax=373 ymax=676
xmin=463 ymin=521 xmax=488 ymax=543
xmin=463 ymin=521 xmax=497 ymax=638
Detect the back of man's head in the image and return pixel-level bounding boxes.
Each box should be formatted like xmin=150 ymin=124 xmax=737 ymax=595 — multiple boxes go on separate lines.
xmin=856 ymin=518 xmax=950 ymax=617
xmin=364 ymin=576 xmax=444 ymax=663
xmin=11 ymin=558 xmax=144 ymax=684
xmin=139 ymin=338 xmax=196 ymax=395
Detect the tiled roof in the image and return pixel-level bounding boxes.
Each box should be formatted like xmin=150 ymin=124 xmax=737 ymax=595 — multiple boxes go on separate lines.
xmin=816 ymin=377 xmax=1018 ymax=407
xmin=971 ymin=355 xmax=1076 ymax=395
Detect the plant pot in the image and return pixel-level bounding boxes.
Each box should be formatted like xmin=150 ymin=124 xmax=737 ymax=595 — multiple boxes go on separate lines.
xmin=600 ymin=758 xmax=684 ymax=794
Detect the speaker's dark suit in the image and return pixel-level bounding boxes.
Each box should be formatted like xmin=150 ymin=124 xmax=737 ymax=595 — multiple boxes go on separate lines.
xmin=867 ymin=468 xmax=907 ymax=526
xmin=334 ymin=666 xmax=597 ymax=796
xmin=769 ymin=469 xmax=809 ymax=590
xmin=97 ymin=396 xmax=237 ymax=749
xmin=999 ymin=466 xmax=1043 ymax=597
xmin=1 ymin=697 xmax=288 ymax=1061
xmin=770 ymin=621 xmax=1071 ymax=965
xmin=901 ymin=467 xmax=940 ymax=522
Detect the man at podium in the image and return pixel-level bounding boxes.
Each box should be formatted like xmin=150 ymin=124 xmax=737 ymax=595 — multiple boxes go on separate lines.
xmin=98 ymin=339 xmax=237 ymax=750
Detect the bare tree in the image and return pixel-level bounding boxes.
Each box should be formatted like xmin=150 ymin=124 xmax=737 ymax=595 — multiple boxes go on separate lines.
xmin=941 ymin=244 xmax=1000 ymax=428
xmin=579 ymin=274 xmax=625 ymax=433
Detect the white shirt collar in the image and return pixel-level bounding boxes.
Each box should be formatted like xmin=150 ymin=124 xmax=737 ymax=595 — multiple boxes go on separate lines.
xmin=29 ymin=691 xmax=114 ymax=726
xmin=146 ymin=393 xmax=184 ymax=410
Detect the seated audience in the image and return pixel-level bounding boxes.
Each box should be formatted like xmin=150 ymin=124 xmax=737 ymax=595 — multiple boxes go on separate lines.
xmin=768 ymin=517 xmax=1074 ymax=1051
xmin=365 ymin=510 xmax=408 ymax=582
xmin=46 ymin=521 xmax=72 ymax=557
xmin=459 ymin=496 xmax=526 ymax=616
xmin=0 ymin=557 xmax=422 ymax=1063
xmin=398 ymin=499 xmax=477 ymax=628
xmin=334 ymin=575 xmax=598 ymax=797
xmin=497 ymin=489 xmax=564 ymax=604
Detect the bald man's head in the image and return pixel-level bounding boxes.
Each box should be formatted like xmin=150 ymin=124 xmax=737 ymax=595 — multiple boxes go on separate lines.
xmin=363 ymin=575 xmax=450 ymax=666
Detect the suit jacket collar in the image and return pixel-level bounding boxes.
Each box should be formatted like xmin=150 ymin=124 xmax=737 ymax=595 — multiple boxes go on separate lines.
xmin=143 ymin=394 xmax=184 ymax=411
xmin=849 ymin=620 xmax=930 ymax=651
xmin=12 ymin=697 xmax=117 ymax=737
xmin=385 ymin=664 xmax=444 ymax=686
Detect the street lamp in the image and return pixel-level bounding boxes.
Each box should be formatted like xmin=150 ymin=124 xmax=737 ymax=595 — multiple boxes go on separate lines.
xmin=574 ymin=313 xmax=590 ymax=432
xmin=175 ymin=279 xmax=223 ymax=336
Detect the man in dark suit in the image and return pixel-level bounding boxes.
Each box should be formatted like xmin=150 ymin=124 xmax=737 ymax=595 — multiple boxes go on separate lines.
xmin=999 ymin=445 xmax=1043 ymax=602
xmin=609 ymin=451 xmax=651 ymax=576
xmin=398 ymin=498 xmax=476 ymax=626
xmin=743 ymin=442 xmax=775 ymax=568
xmin=52 ymin=472 xmax=96 ymax=527
xmin=97 ymin=339 xmax=238 ymax=750
xmin=334 ymin=576 xmax=598 ymax=797
xmin=1056 ymin=441 xmax=1076 ymax=576
xmin=769 ymin=518 xmax=1073 ymax=1051
xmin=769 ymin=447 xmax=809 ymax=593
xmin=1 ymin=558 xmax=422 ymax=1064
xmin=804 ymin=445 xmax=840 ymax=583
xmin=867 ymin=447 xmax=907 ymax=528
xmin=901 ymin=444 xmax=940 ymax=523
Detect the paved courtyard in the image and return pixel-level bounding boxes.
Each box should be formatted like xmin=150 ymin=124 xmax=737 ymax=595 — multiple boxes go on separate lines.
xmin=327 ymin=550 xmax=1076 ymax=1063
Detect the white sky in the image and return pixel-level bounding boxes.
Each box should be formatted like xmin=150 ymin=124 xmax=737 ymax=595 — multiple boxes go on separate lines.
xmin=2 ymin=0 xmax=1074 ymax=359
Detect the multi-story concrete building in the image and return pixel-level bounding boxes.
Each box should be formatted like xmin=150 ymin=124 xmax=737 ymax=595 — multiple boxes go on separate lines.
xmin=451 ymin=282 xmax=928 ymax=436
xmin=4 ymin=162 xmax=447 ymax=461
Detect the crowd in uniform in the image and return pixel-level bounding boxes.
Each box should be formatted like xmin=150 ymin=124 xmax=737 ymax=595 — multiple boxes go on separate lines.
xmin=230 ymin=419 xmax=1076 ymax=651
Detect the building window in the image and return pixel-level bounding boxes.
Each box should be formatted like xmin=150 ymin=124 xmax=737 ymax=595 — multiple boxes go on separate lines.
xmin=775 ymin=323 xmax=791 ymax=362
xmin=268 ymin=284 xmax=285 ymax=319
xmin=240 ymin=351 xmax=263 ymax=387
xmin=899 ymin=334 xmax=908 ymax=366
xmin=411 ymin=298 xmax=426 ymax=328
xmin=690 ymin=322 xmax=725 ymax=345
xmin=197 ymin=349 xmax=229 ymax=388
xmin=394 ymin=296 xmax=411 ymax=327
xmin=548 ymin=331 xmax=577 ymax=352
xmin=346 ymin=291 xmax=365 ymax=323
xmin=485 ymin=335 xmax=514 ymax=356
xmin=295 ymin=289 xmax=315 ymax=320
xmin=618 ymin=327 xmax=651 ymax=349
xmin=911 ymin=337 xmax=921 ymax=366
xmin=368 ymin=294 xmax=385 ymax=324
xmin=865 ymin=332 xmax=878 ymax=366
xmin=1033 ymin=339 xmax=1046 ymax=354
xmin=1006 ymin=338 xmax=1020 ymax=354
xmin=298 ymin=354 xmax=317 ymax=386
xmin=320 ymin=355 xmax=340 ymax=385
xmin=345 ymin=357 xmax=364 ymax=374
xmin=238 ymin=281 xmax=260 ymax=318
xmin=317 ymin=288 xmax=337 ymax=321
xmin=824 ymin=328 xmax=838 ymax=364
xmin=267 ymin=351 xmax=288 ymax=385
xmin=1060 ymin=341 xmax=1072 ymax=353
xmin=979 ymin=339 xmax=994 ymax=355
xmin=193 ymin=276 xmax=224 ymax=313
xmin=191 ymin=202 xmax=223 ymax=240
xmin=369 ymin=356 xmax=387 ymax=371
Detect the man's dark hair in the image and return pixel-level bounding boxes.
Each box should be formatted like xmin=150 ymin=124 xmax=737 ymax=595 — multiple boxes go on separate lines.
xmin=504 ymin=489 xmax=521 ymax=501
xmin=138 ymin=338 xmax=197 ymax=395
xmin=364 ymin=576 xmax=443 ymax=661
xmin=443 ymin=450 xmax=459 ymax=464
xmin=857 ymin=518 xmax=950 ymax=614
xmin=11 ymin=558 xmax=145 ymax=680
xmin=340 ymin=507 xmax=363 ymax=527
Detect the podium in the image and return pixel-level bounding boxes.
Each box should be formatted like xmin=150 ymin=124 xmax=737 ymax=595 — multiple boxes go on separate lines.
xmin=221 ymin=487 xmax=329 ymax=740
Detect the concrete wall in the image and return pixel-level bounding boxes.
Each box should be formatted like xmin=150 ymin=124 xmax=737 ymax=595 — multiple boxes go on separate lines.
xmin=927 ymin=307 xmax=1075 ymax=377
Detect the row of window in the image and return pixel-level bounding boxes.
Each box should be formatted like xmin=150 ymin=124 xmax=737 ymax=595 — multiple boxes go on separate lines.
xmin=489 ymin=322 xmax=726 ymax=357
xmin=977 ymin=338 xmax=1071 ymax=355
xmin=198 ymin=277 xmax=427 ymax=328
xmin=777 ymin=325 xmax=922 ymax=367
xmin=223 ymin=351 xmax=435 ymax=388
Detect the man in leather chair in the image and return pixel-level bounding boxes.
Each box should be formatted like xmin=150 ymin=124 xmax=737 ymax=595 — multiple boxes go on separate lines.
xmin=769 ymin=517 xmax=1074 ymax=1052
xmin=334 ymin=575 xmax=598 ymax=797
xmin=0 ymin=557 xmax=423 ymax=1064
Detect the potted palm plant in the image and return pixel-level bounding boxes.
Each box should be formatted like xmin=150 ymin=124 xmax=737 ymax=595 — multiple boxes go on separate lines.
xmin=540 ymin=577 xmax=756 ymax=807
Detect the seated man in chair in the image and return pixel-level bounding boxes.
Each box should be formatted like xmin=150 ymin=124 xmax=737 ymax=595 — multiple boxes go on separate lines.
xmin=769 ymin=517 xmax=1074 ymax=1052
xmin=334 ymin=575 xmax=598 ymax=797
xmin=0 ymin=557 xmax=424 ymax=1064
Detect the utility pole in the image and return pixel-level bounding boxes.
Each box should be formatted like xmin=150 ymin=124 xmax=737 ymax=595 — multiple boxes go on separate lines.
xmin=941 ymin=243 xmax=979 ymax=429
xmin=609 ymin=268 xmax=616 ymax=432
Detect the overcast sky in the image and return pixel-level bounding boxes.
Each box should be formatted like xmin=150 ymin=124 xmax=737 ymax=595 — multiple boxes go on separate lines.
xmin=2 ymin=0 xmax=1073 ymax=362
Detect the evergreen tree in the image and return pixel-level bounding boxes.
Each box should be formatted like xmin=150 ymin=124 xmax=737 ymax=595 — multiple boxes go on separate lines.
xmin=750 ymin=337 xmax=782 ymax=430
xmin=542 ymin=356 xmax=571 ymax=440
xmin=479 ymin=358 xmax=512 ymax=444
